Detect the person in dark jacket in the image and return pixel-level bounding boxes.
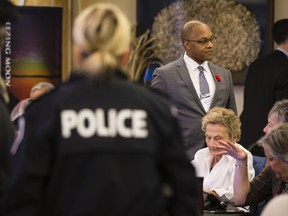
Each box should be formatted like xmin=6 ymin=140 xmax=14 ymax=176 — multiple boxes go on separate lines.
xmin=240 ymin=19 xmax=288 ymax=156
xmin=0 ymin=0 xmax=17 ymax=201
xmin=0 ymin=79 xmax=15 ymax=198
xmin=1 ymin=3 xmax=199 ymax=216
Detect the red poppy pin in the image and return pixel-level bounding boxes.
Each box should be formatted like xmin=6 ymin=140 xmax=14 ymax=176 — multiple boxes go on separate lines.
xmin=215 ymin=74 xmax=221 ymax=81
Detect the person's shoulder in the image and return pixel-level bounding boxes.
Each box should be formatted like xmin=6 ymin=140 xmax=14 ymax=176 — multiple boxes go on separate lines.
xmin=117 ymin=82 xmax=179 ymax=120
xmin=269 ymin=50 xmax=288 ymax=64
xmin=208 ymin=61 xmax=229 ymax=72
xmin=270 ymin=49 xmax=287 ymax=58
xmin=128 ymin=82 xmax=171 ymax=103
xmin=24 ymin=89 xmax=56 ymax=113
xmin=25 ymin=76 xmax=80 ymax=112
xmin=147 ymin=86 xmax=170 ymax=99
xmin=10 ymin=98 xmax=30 ymax=121
xmin=252 ymin=50 xmax=287 ymax=64
xmin=261 ymin=165 xmax=273 ymax=176
xmin=194 ymin=147 xmax=209 ymax=158
xmin=45 ymin=73 xmax=86 ymax=97
xmin=154 ymin=57 xmax=183 ymax=71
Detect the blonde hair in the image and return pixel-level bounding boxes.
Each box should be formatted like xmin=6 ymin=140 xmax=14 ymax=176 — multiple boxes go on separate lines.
xmin=0 ymin=78 xmax=9 ymax=104
xmin=72 ymin=3 xmax=131 ymax=79
xmin=201 ymin=107 xmax=241 ymax=142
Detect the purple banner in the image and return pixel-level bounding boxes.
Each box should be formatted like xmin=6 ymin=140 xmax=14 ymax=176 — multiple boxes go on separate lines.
xmin=0 ymin=6 xmax=62 ymax=109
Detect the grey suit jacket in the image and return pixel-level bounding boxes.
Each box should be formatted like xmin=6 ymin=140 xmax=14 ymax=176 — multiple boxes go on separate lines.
xmin=151 ymin=57 xmax=237 ymax=160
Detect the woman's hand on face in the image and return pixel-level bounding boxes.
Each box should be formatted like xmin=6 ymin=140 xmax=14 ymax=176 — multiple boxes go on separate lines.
xmin=213 ymin=140 xmax=247 ymax=161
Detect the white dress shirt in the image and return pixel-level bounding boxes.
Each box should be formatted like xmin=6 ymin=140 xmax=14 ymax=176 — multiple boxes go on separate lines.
xmin=191 ymin=143 xmax=255 ymax=202
xmin=183 ymin=53 xmax=215 ymax=112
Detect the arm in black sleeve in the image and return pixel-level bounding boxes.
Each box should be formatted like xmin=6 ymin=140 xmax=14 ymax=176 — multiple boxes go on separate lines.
xmin=0 ymin=100 xmax=16 ymax=191
xmin=2 ymin=104 xmax=54 ymax=216
xmin=157 ymin=104 xmax=200 ymax=216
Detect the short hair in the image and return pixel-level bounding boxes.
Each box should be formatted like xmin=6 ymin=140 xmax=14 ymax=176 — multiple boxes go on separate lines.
xmin=272 ymin=19 xmax=288 ymax=44
xmin=72 ymin=3 xmax=131 ymax=78
xmin=259 ymin=123 xmax=288 ymax=162
xmin=30 ymin=82 xmax=55 ymax=93
xmin=202 ymin=107 xmax=241 ymax=141
xmin=267 ymin=99 xmax=288 ymax=124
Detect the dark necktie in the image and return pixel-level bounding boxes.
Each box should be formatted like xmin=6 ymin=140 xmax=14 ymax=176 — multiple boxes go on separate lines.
xmin=198 ymin=66 xmax=210 ymax=95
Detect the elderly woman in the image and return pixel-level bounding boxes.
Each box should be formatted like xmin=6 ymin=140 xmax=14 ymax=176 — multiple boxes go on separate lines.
xmin=192 ymin=107 xmax=255 ymax=202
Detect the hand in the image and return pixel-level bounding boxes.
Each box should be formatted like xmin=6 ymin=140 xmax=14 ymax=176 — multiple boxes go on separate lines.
xmin=214 ymin=140 xmax=247 ymax=161
xmin=204 ymin=190 xmax=219 ymax=198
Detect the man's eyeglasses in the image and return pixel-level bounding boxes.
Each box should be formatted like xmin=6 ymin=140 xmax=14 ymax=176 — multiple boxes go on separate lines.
xmin=186 ymin=36 xmax=217 ymax=45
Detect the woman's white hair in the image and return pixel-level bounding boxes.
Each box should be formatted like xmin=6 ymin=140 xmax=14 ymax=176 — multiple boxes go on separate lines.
xmin=72 ymin=3 xmax=131 ymax=78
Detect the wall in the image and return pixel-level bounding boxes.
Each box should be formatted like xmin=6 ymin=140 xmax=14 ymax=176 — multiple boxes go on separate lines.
xmin=275 ymin=0 xmax=288 ymax=21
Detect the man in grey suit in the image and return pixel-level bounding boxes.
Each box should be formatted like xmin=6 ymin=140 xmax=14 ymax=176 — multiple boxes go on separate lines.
xmin=151 ymin=20 xmax=237 ymax=160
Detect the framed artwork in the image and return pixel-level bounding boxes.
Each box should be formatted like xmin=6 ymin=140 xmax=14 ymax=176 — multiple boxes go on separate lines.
xmin=137 ymin=0 xmax=274 ymax=85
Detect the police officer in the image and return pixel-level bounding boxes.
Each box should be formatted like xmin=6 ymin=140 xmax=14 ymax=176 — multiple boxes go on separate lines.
xmin=2 ymin=3 xmax=199 ymax=216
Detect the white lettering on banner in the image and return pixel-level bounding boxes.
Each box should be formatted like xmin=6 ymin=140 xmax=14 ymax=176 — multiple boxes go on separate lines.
xmin=4 ymin=22 xmax=12 ymax=87
xmin=5 ymin=22 xmax=11 ymax=55
xmin=61 ymin=108 xmax=148 ymax=139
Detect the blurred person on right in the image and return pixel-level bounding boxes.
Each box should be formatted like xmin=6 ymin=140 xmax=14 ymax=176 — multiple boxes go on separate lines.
xmin=240 ymin=19 xmax=288 ymax=156
xmin=1 ymin=3 xmax=199 ymax=216
xmin=215 ymin=99 xmax=288 ymax=208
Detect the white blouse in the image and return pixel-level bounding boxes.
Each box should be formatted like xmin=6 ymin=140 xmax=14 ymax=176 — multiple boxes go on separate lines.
xmin=191 ymin=143 xmax=255 ymax=202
